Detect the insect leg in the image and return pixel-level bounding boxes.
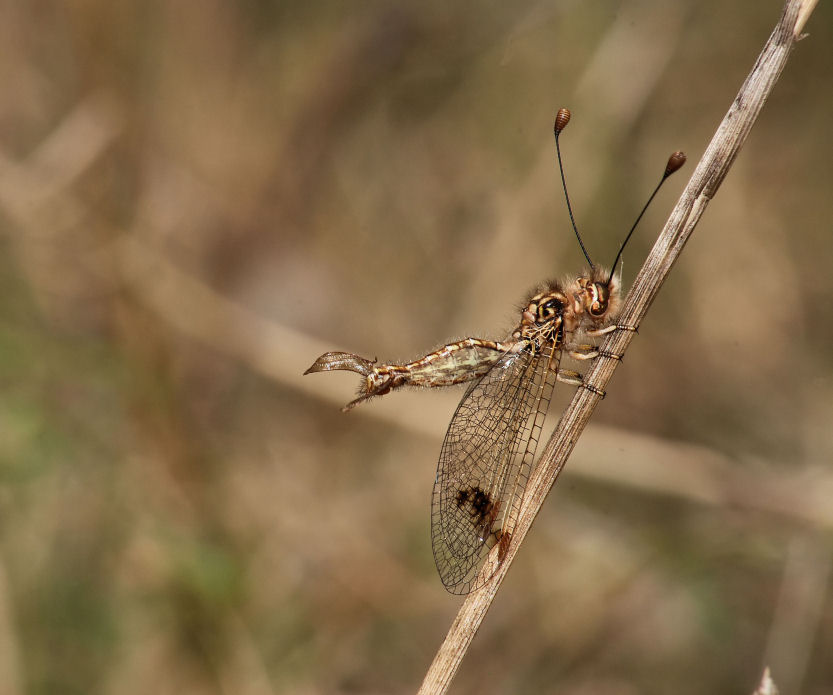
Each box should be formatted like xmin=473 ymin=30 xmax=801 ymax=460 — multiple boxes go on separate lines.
xmin=564 ymin=341 xmax=624 ymax=363
xmin=566 ymin=344 xmax=598 ymax=361
xmin=586 ymin=323 xmax=639 ymax=337
xmin=579 ymin=382 xmax=606 ymax=398
xmin=553 ymin=368 xmax=606 ymax=397
xmin=554 ymin=369 xmax=584 ymax=386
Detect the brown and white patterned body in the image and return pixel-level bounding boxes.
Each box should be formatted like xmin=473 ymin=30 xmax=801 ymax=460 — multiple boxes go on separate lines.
xmin=306 ymin=266 xmax=620 ymax=409
xmin=305 ymin=265 xmax=621 ymax=593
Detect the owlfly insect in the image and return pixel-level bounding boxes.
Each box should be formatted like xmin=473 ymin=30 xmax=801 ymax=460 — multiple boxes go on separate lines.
xmin=305 ymin=109 xmax=685 ymax=594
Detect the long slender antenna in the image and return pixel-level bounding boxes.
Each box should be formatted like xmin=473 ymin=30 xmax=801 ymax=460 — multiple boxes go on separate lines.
xmin=554 ymin=108 xmax=594 ymax=269
xmin=607 ymin=150 xmax=687 ymax=284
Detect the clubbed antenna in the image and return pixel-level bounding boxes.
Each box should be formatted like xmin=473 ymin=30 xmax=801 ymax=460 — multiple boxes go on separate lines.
xmin=554 ymin=108 xmax=594 ymax=269
xmin=607 ymin=150 xmax=687 ymax=284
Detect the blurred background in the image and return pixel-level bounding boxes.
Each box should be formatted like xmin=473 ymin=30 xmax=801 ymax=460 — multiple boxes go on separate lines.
xmin=1 ymin=1 xmax=831 ymax=693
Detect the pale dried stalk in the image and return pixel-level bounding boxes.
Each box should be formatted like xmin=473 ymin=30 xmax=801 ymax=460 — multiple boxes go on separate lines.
xmin=417 ymin=1 xmax=816 ymax=693
xmin=753 ymin=667 xmax=780 ymax=695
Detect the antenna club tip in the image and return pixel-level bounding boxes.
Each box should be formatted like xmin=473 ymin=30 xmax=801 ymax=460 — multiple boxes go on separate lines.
xmin=554 ymin=108 xmax=571 ymax=135
xmin=665 ymin=151 xmax=686 ymax=176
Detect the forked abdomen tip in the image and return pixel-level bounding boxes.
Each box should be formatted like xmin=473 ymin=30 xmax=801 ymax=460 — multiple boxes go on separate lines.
xmin=303 ymin=351 xmax=375 ymax=377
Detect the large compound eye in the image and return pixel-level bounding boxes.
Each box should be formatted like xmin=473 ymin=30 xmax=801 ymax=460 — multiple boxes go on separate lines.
xmin=589 ymin=283 xmax=609 ymax=317
xmin=538 ymin=297 xmax=562 ymax=321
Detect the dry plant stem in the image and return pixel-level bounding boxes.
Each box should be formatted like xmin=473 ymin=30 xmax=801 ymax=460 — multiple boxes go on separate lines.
xmin=417 ymin=1 xmax=815 ymax=693
xmin=753 ymin=667 xmax=780 ymax=695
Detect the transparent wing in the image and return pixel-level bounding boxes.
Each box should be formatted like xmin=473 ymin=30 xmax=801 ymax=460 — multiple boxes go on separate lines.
xmin=431 ymin=340 xmax=562 ymax=594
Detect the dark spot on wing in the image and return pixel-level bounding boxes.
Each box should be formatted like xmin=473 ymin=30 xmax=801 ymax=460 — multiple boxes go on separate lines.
xmin=454 ymin=485 xmax=496 ymax=526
